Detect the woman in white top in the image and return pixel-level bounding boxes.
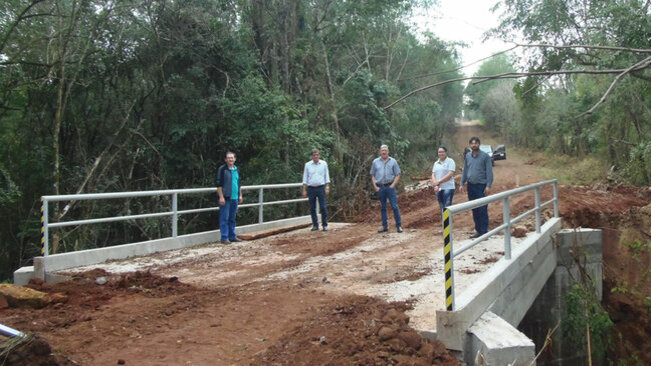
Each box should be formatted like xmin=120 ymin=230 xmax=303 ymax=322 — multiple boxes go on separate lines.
xmin=432 ymin=146 xmax=456 ymax=215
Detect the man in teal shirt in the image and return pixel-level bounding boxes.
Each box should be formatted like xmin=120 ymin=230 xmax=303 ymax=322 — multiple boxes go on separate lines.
xmin=215 ymin=151 xmax=243 ymax=244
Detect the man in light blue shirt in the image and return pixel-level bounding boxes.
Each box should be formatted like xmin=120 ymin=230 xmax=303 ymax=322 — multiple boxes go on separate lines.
xmin=302 ymin=149 xmax=331 ymax=231
xmin=370 ymin=145 xmax=402 ymax=233
xmin=459 ymin=136 xmax=494 ymax=238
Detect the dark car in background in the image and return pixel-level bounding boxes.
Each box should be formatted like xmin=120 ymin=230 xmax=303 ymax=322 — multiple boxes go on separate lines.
xmin=493 ymin=144 xmax=506 ymax=161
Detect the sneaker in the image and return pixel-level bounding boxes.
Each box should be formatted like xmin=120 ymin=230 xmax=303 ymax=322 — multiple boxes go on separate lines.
xmin=469 ymin=232 xmax=481 ymax=239
xmin=311 ymin=226 xmax=319 ymax=231
xmin=378 ymin=227 xmax=388 ymax=233
xmin=322 ymin=226 xmax=328 ymax=231
xmin=230 ymin=238 xmax=242 ymax=242
xmin=396 ymin=226 xmax=403 ymax=233
xmin=220 ymin=239 xmax=231 ymax=244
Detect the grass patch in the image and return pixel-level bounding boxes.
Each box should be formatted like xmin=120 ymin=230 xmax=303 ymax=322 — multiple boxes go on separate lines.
xmin=514 ymin=147 xmax=607 ymax=185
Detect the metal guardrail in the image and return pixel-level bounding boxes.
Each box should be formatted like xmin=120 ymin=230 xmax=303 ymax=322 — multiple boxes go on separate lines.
xmin=441 ymin=179 xmax=559 ymax=311
xmin=40 ymin=183 xmax=307 ymax=256
xmin=0 ymin=323 xmax=26 ymax=339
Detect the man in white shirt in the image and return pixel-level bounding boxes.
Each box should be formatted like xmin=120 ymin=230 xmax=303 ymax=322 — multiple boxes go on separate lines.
xmin=302 ymin=149 xmax=331 ymax=231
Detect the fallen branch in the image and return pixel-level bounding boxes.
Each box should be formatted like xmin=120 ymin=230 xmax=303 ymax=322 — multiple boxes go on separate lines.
xmin=384 ymin=65 xmax=649 ymax=110
xmin=398 ymin=46 xmax=518 ymax=81
xmin=515 ymin=43 xmax=651 ymax=54
xmin=384 ymin=43 xmax=651 ymax=116
xmin=575 ymin=56 xmax=651 ymax=118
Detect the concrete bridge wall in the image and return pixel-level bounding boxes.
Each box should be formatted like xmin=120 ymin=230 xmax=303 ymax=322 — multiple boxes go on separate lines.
xmin=436 ymin=220 xmax=603 ymax=366
xmin=14 ymin=215 xmax=311 ymax=285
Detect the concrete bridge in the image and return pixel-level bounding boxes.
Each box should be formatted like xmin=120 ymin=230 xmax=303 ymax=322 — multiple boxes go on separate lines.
xmin=13 ymin=180 xmax=603 ymax=365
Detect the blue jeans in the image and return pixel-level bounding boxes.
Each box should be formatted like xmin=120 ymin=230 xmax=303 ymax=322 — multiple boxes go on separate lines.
xmin=378 ymin=186 xmax=401 ymax=228
xmin=308 ymin=186 xmax=327 ymax=227
xmin=219 ymin=198 xmax=239 ymax=240
xmin=437 ymin=189 xmax=455 ymax=217
xmin=467 ymin=183 xmax=488 ymax=234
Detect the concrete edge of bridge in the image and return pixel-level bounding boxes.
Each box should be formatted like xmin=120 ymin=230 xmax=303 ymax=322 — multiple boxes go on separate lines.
xmin=435 ymin=218 xmax=562 ymax=351
xmin=14 ymin=215 xmax=312 ymax=285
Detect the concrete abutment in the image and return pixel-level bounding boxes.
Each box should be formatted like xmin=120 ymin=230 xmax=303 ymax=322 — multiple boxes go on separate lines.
xmin=436 ymin=224 xmax=603 ymax=365
xmin=518 ymin=228 xmax=603 ymax=366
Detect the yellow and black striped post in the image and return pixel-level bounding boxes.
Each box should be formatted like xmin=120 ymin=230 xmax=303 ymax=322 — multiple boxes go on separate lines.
xmin=443 ymin=208 xmax=454 ymax=310
xmin=40 ymin=196 xmax=46 ymax=256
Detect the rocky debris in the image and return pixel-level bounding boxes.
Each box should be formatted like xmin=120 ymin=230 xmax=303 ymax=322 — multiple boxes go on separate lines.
xmin=511 ymin=226 xmax=528 ymax=238
xmin=252 ymin=296 xmax=460 ymax=365
xmin=404 ymin=180 xmax=432 ymax=192
xmin=0 ymin=284 xmax=67 ymax=309
xmin=377 ymin=326 xmax=397 ymax=341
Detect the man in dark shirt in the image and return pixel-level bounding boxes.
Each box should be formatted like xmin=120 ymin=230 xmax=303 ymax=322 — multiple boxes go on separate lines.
xmin=459 ymin=137 xmax=494 ymax=238
xmin=215 ymin=151 xmax=243 ymax=244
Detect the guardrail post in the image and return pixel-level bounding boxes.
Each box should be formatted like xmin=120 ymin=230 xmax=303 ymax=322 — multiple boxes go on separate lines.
xmin=553 ymin=181 xmax=559 ymax=218
xmin=535 ymin=187 xmax=541 ymax=233
xmin=41 ymin=197 xmax=48 ymax=257
xmin=503 ymin=197 xmax=511 ymax=260
xmin=258 ymin=188 xmax=264 ymax=224
xmin=443 ymin=208 xmax=455 ymax=311
xmin=172 ymin=193 xmax=178 ymax=237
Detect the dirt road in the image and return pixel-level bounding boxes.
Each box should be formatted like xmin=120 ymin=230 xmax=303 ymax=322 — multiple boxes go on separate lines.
xmin=2 ymin=123 xmax=649 ymax=365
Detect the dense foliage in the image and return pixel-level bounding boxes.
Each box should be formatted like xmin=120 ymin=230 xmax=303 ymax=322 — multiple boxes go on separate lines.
xmin=466 ymin=0 xmax=650 ymax=183
xmin=0 ymin=0 xmax=463 ymax=280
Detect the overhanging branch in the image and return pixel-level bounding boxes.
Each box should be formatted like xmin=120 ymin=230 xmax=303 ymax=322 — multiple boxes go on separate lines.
xmin=385 ymin=43 xmax=651 ymax=114
xmin=515 ymin=43 xmax=651 ymax=54
xmin=384 ymin=65 xmax=650 ymax=110
xmin=574 ymin=56 xmax=651 ymax=118
xmin=398 ymin=46 xmax=518 ymax=81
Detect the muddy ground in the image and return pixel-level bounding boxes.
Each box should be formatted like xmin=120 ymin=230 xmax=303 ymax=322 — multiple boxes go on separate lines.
xmin=1 ymin=123 xmax=649 ymax=365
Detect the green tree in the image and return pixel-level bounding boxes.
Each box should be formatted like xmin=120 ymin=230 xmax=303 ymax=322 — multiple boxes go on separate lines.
xmin=464 ymin=53 xmax=516 ymax=114
xmin=492 ymin=0 xmax=650 ymax=183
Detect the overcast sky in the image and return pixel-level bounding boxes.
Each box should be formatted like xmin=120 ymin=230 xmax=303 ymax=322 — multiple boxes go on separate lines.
xmin=413 ymin=0 xmax=511 ymax=76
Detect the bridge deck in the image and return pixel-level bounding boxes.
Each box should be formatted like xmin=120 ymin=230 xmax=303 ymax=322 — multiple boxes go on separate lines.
xmin=60 ymin=222 xmax=529 ymax=332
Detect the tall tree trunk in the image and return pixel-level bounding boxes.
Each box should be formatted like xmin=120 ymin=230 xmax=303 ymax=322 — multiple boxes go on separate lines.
xmin=321 ymin=39 xmax=342 ymax=161
xmin=250 ymin=0 xmax=270 ymax=78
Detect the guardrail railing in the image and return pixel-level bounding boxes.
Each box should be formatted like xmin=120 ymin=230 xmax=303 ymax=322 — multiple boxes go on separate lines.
xmin=0 ymin=323 xmax=27 ymax=339
xmin=40 ymin=183 xmax=306 ymax=256
xmin=441 ymin=179 xmax=559 ymax=311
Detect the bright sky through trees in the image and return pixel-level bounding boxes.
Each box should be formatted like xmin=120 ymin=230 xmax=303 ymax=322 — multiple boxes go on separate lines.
xmin=414 ymin=0 xmax=510 ymax=76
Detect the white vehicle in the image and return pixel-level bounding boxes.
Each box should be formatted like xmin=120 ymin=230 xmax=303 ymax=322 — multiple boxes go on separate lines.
xmin=479 ymin=145 xmax=495 ymax=166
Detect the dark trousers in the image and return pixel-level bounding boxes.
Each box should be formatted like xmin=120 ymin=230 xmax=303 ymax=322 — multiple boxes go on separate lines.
xmin=378 ymin=186 xmax=401 ymax=228
xmin=467 ymin=183 xmax=488 ymax=234
xmin=219 ymin=198 xmax=238 ymax=240
xmin=308 ymin=185 xmax=327 ymax=227
xmin=436 ymin=189 xmax=455 ymax=217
